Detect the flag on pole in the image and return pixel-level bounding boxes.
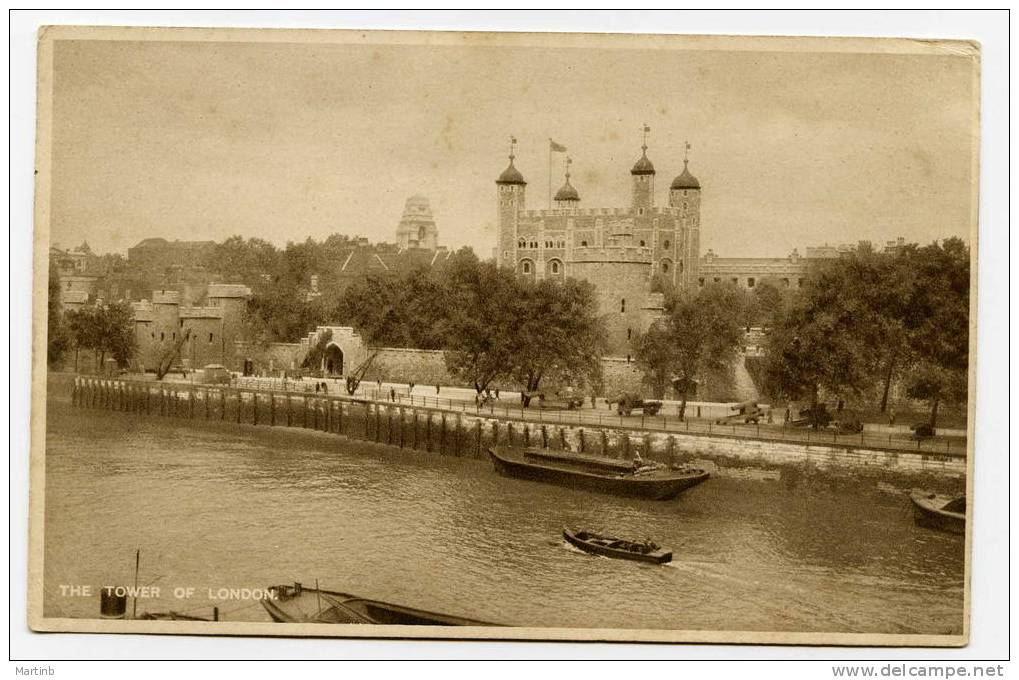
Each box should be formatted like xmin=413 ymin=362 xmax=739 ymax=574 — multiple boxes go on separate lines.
xmin=549 ymin=139 xmax=567 ymax=153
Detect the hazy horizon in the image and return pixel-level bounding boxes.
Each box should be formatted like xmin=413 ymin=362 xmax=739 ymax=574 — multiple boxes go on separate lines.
xmin=48 ymin=35 xmax=977 ymax=259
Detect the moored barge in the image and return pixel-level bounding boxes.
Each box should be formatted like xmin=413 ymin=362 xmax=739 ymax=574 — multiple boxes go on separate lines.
xmin=487 ymin=446 xmax=708 ymax=500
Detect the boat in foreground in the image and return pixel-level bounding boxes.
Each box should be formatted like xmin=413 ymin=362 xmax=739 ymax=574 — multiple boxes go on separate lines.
xmin=563 ymin=527 xmax=673 ymax=564
xmin=488 ymin=446 xmax=708 ymax=500
xmin=909 ymin=492 xmax=966 ymax=534
xmin=261 ymin=583 xmax=499 ymax=626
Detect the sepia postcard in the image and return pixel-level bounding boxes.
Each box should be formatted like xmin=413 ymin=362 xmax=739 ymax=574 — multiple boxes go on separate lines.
xmin=29 ymin=25 xmax=980 ymax=645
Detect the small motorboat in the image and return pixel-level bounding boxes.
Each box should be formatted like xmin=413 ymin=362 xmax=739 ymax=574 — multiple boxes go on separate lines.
xmin=261 ymin=583 xmax=498 ymax=626
xmin=909 ymin=491 xmax=966 ymax=534
xmin=563 ymin=527 xmax=673 ymax=564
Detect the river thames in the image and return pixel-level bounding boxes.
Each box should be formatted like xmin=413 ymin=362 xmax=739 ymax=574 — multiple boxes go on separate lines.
xmin=42 ymin=398 xmax=965 ymax=634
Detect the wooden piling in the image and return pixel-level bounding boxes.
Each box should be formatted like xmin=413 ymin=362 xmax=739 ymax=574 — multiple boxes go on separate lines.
xmin=253 ymin=393 xmax=259 ymax=426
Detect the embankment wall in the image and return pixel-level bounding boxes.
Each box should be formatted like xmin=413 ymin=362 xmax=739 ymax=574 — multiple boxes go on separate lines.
xmin=64 ymin=375 xmax=967 ymax=494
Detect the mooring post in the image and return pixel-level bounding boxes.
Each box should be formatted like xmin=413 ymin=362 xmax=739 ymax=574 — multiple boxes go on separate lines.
xmin=492 ymin=421 xmax=499 ymax=447
xmin=524 ymin=425 xmax=530 ymax=447
xmin=220 ymin=390 xmax=226 ymax=420
xmin=253 ymin=393 xmax=259 ymax=426
xmin=286 ymin=395 xmax=292 ymax=427
xmin=325 ymin=399 xmax=331 ymax=432
xmin=269 ymin=392 xmax=275 ymax=426
xmin=507 ymin=422 xmax=513 ymax=446
xmin=338 ymin=400 xmax=344 ymax=434
xmin=541 ymin=425 xmax=548 ymax=449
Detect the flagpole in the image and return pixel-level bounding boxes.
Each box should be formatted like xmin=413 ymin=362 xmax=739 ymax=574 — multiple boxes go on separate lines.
xmin=548 ymin=139 xmax=552 ymax=210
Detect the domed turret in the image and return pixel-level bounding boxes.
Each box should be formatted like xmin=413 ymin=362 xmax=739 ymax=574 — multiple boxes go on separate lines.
xmin=670 ymin=160 xmax=700 ymax=190
xmin=554 ymin=157 xmax=580 ymax=206
xmin=554 ymin=180 xmax=579 ymax=202
xmin=496 ymin=156 xmax=526 ymax=185
xmin=630 ymin=149 xmax=656 ymax=175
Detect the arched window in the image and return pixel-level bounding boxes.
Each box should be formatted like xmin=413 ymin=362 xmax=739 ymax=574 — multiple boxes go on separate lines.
xmin=639 ymin=240 xmax=646 ymax=247
xmin=620 ymin=299 xmax=626 ymax=313
xmin=678 ymin=261 xmax=684 ymax=273
xmin=522 ymin=261 xmax=531 ymax=274
xmin=627 ymin=328 xmax=632 ymax=340
xmin=580 ymin=240 xmax=588 ymax=247
xmin=551 ymin=261 xmax=560 ymax=274
xmin=662 ymin=261 xmax=670 ymax=273
xmin=663 ymin=239 xmax=670 ymax=249
xmin=208 ymin=332 xmax=214 ymax=343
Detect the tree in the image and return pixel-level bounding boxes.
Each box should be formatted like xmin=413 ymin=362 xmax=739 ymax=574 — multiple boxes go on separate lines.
xmin=761 ymin=259 xmax=887 ymax=426
xmin=509 ymin=277 xmax=607 ymax=405
xmin=47 ymin=261 xmax=69 ymax=366
xmin=65 ymin=302 xmax=137 ymax=373
xmin=900 ymin=238 xmax=970 ymax=431
xmin=243 ymin=282 xmax=324 ymax=345
xmin=635 ymin=284 xmax=744 ymax=419
xmin=333 ymin=266 xmax=448 ymax=349
xmin=441 ymin=252 xmax=520 ymax=395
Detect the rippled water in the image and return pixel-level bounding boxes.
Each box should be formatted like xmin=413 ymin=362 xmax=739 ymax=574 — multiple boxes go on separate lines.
xmin=43 ymin=400 xmax=965 ymax=634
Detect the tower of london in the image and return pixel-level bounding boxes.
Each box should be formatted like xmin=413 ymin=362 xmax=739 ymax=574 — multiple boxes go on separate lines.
xmin=495 ymin=135 xmax=702 ymax=355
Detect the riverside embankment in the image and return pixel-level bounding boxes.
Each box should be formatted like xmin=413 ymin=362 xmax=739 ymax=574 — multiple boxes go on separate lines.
xmin=61 ymin=373 xmax=966 ymax=492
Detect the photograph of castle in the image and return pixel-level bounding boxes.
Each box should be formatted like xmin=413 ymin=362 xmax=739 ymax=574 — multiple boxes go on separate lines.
xmin=28 ymin=27 xmax=978 ymax=645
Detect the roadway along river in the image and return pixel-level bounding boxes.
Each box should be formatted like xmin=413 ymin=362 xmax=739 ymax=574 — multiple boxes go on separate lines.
xmin=43 ymin=398 xmax=965 ymax=634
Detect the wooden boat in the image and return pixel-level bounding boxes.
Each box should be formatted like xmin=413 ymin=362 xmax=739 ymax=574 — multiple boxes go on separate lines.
xmin=563 ymin=527 xmax=673 ymax=564
xmin=487 ymin=446 xmax=709 ymax=500
xmin=909 ymin=492 xmax=966 ymax=534
xmin=261 ymin=583 xmax=498 ymax=626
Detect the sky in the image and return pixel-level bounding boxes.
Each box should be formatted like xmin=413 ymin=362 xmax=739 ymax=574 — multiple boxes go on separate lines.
xmin=47 ymin=33 xmax=977 ymax=258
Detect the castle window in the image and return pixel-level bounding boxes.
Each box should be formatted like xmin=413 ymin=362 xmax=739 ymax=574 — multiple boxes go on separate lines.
xmin=209 ymin=332 xmax=214 ymax=343
xmin=662 ymin=261 xmax=669 ymax=273
xmin=781 ymin=278 xmax=790 ymax=287
xmin=180 ymin=319 xmax=184 ymax=327
xmin=798 ymin=278 xmax=805 ymax=288
xmin=151 ymin=332 xmax=155 ymax=339
xmin=638 ymin=208 xmax=645 ymax=215
xmin=172 ymin=332 xmax=176 ymax=340
xmin=639 ymin=240 xmax=645 ymax=247
xmin=748 ymin=278 xmax=756 ymax=288
xmin=620 ymin=299 xmax=626 ymax=313
xmin=627 ymin=328 xmax=632 ymax=340
xmin=580 ymin=240 xmax=587 ymax=247
xmin=683 ymin=202 xmax=688 ymax=210
xmin=678 ymin=261 xmax=684 ymax=274
xmin=160 ymin=332 xmax=164 ymax=341
xmin=663 ymin=239 xmax=670 ymax=249
xmin=66 ymin=281 xmax=71 ymax=289
xmin=698 ymin=278 xmax=705 ymax=287
xmin=714 ymin=277 xmax=721 ymax=283
xmin=551 ymin=261 xmax=560 ymax=274
xmin=522 ymin=261 xmax=531 ymax=274
xmin=683 ymin=190 xmax=688 ymax=196
xmin=732 ymin=278 xmax=739 ymax=285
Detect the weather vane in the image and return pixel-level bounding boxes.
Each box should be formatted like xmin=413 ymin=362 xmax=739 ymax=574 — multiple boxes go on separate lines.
xmin=509 ymin=136 xmax=517 ymax=160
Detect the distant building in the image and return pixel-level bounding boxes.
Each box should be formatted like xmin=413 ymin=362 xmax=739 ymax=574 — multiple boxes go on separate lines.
xmin=396 ymin=196 xmax=439 ymax=251
xmin=127 ymin=238 xmax=217 ymax=270
xmin=699 ymin=239 xmax=903 ymax=290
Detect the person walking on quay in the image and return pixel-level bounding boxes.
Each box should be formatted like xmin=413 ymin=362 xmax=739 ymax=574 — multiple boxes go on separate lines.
xmin=767 ymin=408 xmax=774 ymax=425
xmin=390 ymin=387 xmax=396 ymax=402
xmin=495 ymin=388 xmax=500 ymax=400
xmin=436 ymin=384 xmax=440 ymax=394
xmin=888 ymin=408 xmax=896 ymax=428
xmin=783 ymin=405 xmax=791 ymax=427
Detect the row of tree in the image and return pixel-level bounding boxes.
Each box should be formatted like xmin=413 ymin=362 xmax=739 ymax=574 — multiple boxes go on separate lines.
xmin=760 ymin=238 xmax=970 ymax=429
xmin=331 ymin=249 xmax=608 ymax=403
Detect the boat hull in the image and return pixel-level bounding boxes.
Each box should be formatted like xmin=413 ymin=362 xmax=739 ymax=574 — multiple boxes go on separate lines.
xmin=909 ymin=493 xmax=966 ymax=535
xmin=261 ymin=584 xmax=497 ymax=626
xmin=488 ymin=447 xmax=708 ymax=500
xmin=563 ymin=528 xmax=672 ymax=564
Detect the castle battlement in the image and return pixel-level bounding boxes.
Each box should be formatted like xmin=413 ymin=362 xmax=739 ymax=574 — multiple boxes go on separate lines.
xmin=521 ymin=206 xmax=684 ymax=220
xmin=570 ymin=246 xmax=653 ymax=264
